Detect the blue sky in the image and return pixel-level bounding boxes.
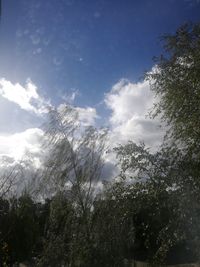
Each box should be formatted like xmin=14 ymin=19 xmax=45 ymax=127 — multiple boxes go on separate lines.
xmin=0 ymin=0 xmax=199 ymax=169
xmin=1 ymin=0 xmax=200 ymax=107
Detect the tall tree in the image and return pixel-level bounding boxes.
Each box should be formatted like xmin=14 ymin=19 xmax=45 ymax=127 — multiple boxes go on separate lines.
xmin=36 ymin=104 xmax=107 ymax=266
xmin=113 ymin=22 xmax=200 ymax=264
xmin=147 ymin=22 xmax=200 ymax=150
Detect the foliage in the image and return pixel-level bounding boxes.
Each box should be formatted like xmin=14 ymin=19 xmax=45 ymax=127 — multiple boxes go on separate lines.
xmin=147 ymin=23 xmax=200 ymax=149
xmin=115 ymin=141 xmax=199 ymax=264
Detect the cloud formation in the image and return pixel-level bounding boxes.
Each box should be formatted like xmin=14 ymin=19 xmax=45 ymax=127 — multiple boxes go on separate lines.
xmin=0 ymin=77 xmax=165 ymax=181
xmin=0 ymin=79 xmax=49 ymax=115
xmin=105 ymin=78 xmax=164 ymax=149
xmin=0 ymin=128 xmax=43 ymax=164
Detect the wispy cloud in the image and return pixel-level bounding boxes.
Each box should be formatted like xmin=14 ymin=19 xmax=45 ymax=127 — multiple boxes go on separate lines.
xmin=61 ymin=89 xmax=80 ymax=104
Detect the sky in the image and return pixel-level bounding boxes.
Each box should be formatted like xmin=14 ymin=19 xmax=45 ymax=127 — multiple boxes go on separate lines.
xmin=0 ymin=0 xmax=199 ymax=177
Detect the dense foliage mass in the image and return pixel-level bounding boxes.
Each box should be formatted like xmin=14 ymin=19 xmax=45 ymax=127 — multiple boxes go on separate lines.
xmin=0 ymin=22 xmax=200 ymax=267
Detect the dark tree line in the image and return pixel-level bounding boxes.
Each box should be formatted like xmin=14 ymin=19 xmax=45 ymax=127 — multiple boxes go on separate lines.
xmin=0 ymin=22 xmax=200 ymax=266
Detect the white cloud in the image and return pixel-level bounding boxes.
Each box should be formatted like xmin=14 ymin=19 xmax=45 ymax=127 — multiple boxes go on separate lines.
xmin=0 ymin=128 xmax=44 ymax=163
xmin=100 ymin=78 xmax=165 ymax=180
xmin=105 ymin=78 xmax=164 ymax=149
xmin=0 ymin=78 xmax=49 ymax=115
xmin=0 ymin=76 xmax=165 ymax=182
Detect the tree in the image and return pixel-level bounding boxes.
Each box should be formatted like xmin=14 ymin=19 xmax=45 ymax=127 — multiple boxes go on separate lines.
xmin=90 ymin=182 xmax=135 ymax=267
xmin=0 ymin=165 xmax=21 ymax=199
xmin=36 ymin=104 xmax=107 ymax=266
xmin=36 ymin=192 xmax=74 ymax=267
xmin=39 ymin=105 xmax=107 ymax=203
xmin=114 ymin=141 xmax=199 ymax=264
xmin=147 ymin=22 xmax=200 ymax=150
xmin=113 ymin=22 xmax=200 ymax=264
xmin=0 ymin=197 xmax=10 ymax=266
xmin=8 ymin=193 xmax=41 ymax=264
xmin=147 ymin=22 xmax=200 ymax=260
